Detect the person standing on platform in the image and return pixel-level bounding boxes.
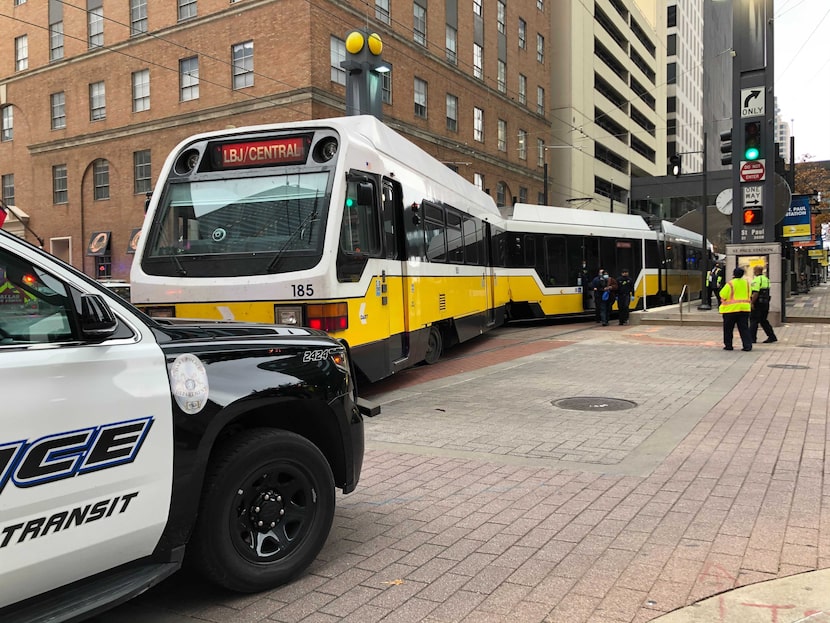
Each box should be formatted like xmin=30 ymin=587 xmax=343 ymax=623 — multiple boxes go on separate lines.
xmin=598 ymin=270 xmax=618 ymax=326
xmin=719 ymin=266 xmax=752 ymax=351
xmin=590 ymin=269 xmax=605 ymax=323
xmin=708 ymin=263 xmax=724 ymax=306
xmin=616 ymin=268 xmax=634 ymax=325
xmin=750 ymin=265 xmax=777 ymax=343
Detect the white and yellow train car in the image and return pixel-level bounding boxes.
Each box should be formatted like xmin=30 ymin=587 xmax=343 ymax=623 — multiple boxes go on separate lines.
xmin=131 ymin=116 xmax=508 ymax=382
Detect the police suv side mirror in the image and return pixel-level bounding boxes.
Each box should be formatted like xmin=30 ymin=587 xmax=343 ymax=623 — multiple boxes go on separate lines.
xmin=79 ymin=293 xmax=119 ymax=338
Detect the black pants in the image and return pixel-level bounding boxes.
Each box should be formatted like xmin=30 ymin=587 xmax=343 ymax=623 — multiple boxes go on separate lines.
xmin=750 ymin=303 xmax=776 ymax=342
xmin=617 ymin=295 xmax=630 ymax=324
xmin=593 ymin=291 xmax=602 ymax=322
xmin=722 ymin=311 xmax=752 ymax=350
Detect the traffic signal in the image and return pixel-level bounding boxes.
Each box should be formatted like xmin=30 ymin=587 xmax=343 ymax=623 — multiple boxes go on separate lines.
xmin=341 ymin=29 xmax=388 ymax=118
xmin=669 ymin=153 xmax=682 ymax=177
xmin=719 ymin=129 xmax=732 ymax=166
xmin=742 ymin=206 xmax=763 ymax=226
xmin=743 ymin=121 xmax=762 ymax=161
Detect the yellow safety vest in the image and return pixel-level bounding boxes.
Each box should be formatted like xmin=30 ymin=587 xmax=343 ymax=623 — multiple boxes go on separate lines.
xmin=719 ymin=278 xmax=751 ymax=313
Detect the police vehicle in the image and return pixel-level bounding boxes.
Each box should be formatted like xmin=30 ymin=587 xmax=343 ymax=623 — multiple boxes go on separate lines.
xmin=0 ymin=228 xmax=373 ymax=622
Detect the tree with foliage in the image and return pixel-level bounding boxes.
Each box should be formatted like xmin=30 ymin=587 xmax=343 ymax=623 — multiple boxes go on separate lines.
xmin=794 ymin=159 xmax=830 ymax=227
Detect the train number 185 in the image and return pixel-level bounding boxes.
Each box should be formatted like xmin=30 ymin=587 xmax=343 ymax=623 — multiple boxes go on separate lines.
xmin=291 ymin=284 xmax=314 ymax=297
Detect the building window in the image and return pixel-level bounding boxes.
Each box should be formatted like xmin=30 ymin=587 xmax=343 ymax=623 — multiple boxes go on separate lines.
xmin=474 ymin=107 xmax=484 ymax=142
xmin=50 ymin=92 xmax=66 ymax=129
xmin=667 ymin=33 xmax=677 ymax=57
xmin=131 ymin=0 xmax=148 ymax=36
xmin=375 ymin=0 xmax=390 ymax=24
xmin=446 ymin=25 xmax=457 ymax=65
xmin=134 ymin=150 xmax=151 ymax=194
xmin=473 ymin=0 xmax=482 ymax=17
xmin=178 ymin=0 xmax=197 ymax=21
xmin=518 ymin=130 xmax=528 ymax=160
xmin=49 ymin=22 xmax=64 ymax=61
xmin=518 ymin=74 xmax=527 ymax=105
xmin=180 ymin=57 xmax=199 ymax=101
xmin=474 ymin=173 xmax=483 ymax=191
xmin=413 ymin=4 xmax=427 ymax=47
xmin=537 ymin=138 xmax=545 ymax=167
xmin=95 ymin=256 xmax=112 ymax=278
xmin=497 ymin=1 xmax=506 ymax=33
xmin=132 ymin=69 xmax=150 ymax=112
xmin=89 ymin=81 xmax=106 ymax=121
xmin=1 ymin=107 xmax=12 ymax=142
xmin=667 ymin=62 xmax=677 ymax=85
xmin=330 ymin=36 xmax=346 ymax=85
xmin=93 ymin=159 xmax=109 ymax=201
xmin=537 ymin=34 xmax=545 ymax=63
xmin=1 ymin=174 xmax=14 ymax=206
xmin=446 ymin=94 xmax=458 ymax=132
xmin=381 ymin=69 xmax=392 ymax=104
xmin=497 ymin=182 xmax=506 ymax=206
xmin=519 ymin=187 xmax=528 ymax=203
xmin=497 ymin=60 xmax=506 ymax=93
xmin=473 ymin=44 xmax=483 ymax=80
xmin=88 ymin=7 xmax=103 ymax=49
xmin=537 ymin=86 xmax=545 ymax=116
xmin=537 ymin=0 xmax=544 ymax=10
xmin=498 ymin=119 xmax=506 ymax=152
xmin=52 ymin=165 xmax=68 ymax=204
xmin=518 ymin=18 xmax=526 ymax=49
xmin=14 ymin=0 xmax=26 ymax=5
xmin=232 ymin=41 xmax=254 ymax=89
xmin=414 ymin=77 xmax=427 ymax=118
xmin=15 ymin=35 xmax=28 ymax=71
xmin=667 ymin=5 xmax=676 ymax=28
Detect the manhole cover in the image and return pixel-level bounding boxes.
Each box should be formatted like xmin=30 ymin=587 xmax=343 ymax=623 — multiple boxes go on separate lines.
xmin=552 ymin=397 xmax=637 ymax=411
xmin=767 ymin=364 xmax=810 ymax=370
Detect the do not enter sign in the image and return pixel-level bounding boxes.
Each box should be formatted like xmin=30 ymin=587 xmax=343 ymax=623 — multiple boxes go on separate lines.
xmin=740 ymin=160 xmax=765 ymax=182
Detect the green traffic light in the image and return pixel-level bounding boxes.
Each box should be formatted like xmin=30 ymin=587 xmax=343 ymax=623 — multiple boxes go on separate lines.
xmin=744 ymin=146 xmax=760 ymax=161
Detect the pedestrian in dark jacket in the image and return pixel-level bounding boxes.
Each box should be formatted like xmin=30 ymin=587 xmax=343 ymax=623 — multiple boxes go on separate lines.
xmin=590 ymin=269 xmax=605 ymax=323
xmin=597 ymin=270 xmax=618 ymax=326
xmin=616 ymin=268 xmax=634 ymax=325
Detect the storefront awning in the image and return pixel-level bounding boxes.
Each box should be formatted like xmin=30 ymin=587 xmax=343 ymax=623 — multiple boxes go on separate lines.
xmin=127 ymin=228 xmax=141 ymax=254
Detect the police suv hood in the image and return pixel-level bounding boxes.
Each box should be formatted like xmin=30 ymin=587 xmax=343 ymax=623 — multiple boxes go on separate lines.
xmin=149 ymin=319 xmax=333 ymax=345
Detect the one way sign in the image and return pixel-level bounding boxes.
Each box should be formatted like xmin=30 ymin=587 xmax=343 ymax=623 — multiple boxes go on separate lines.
xmin=741 ymin=87 xmax=765 ymax=118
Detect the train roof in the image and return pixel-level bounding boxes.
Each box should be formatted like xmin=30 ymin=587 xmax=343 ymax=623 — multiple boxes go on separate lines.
xmin=504 ymin=203 xmax=654 ymax=236
xmin=660 ymin=220 xmax=704 ymax=248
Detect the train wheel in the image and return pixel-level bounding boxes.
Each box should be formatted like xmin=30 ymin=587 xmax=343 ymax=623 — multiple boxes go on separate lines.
xmin=424 ymin=326 xmax=443 ymax=365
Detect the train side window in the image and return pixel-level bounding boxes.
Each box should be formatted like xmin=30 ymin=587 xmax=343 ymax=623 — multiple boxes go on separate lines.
xmin=545 ymin=236 xmax=567 ymax=286
xmin=424 ymin=203 xmax=446 ymax=262
xmin=382 ymin=179 xmax=400 ymax=260
xmin=463 ymin=217 xmax=479 ymax=265
xmin=446 ymin=211 xmax=464 ymax=264
xmin=341 ymin=179 xmax=381 ymax=257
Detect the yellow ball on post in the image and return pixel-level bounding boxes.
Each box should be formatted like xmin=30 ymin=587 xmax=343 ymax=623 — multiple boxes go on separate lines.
xmin=367 ymin=32 xmax=383 ymax=56
xmin=345 ymin=31 xmax=365 ymax=55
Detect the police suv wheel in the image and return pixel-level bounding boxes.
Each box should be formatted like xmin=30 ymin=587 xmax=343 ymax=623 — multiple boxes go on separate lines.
xmin=190 ymin=429 xmax=335 ymax=593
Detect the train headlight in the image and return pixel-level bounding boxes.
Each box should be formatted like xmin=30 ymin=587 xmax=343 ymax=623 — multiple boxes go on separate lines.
xmin=275 ymin=305 xmax=303 ymax=326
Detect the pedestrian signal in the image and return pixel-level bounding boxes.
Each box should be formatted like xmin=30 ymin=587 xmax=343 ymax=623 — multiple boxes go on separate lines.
xmin=669 ymin=154 xmax=682 ymax=177
xmin=742 ymin=206 xmax=763 ymax=226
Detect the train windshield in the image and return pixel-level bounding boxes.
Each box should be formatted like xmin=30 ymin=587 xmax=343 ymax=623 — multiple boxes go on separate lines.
xmin=143 ymin=172 xmax=329 ymax=277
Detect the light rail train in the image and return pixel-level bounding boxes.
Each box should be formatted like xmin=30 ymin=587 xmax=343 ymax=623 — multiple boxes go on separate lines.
xmin=131 ymin=116 xmax=705 ymax=382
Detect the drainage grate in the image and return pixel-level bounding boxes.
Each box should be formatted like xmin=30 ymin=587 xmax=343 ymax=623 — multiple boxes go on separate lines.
xmin=552 ymin=396 xmax=637 ymax=412
xmin=767 ymin=364 xmax=810 ymax=370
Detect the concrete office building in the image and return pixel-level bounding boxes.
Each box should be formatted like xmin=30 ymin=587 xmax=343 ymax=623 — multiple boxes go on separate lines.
xmin=0 ymin=0 xmax=551 ymax=280
xmin=546 ymin=0 xmax=667 ymax=212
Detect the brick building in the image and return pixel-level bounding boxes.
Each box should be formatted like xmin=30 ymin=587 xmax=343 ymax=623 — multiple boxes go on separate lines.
xmin=0 ymin=0 xmax=551 ymax=280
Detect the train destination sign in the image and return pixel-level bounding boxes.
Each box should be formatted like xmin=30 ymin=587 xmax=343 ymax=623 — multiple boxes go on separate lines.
xmin=212 ymin=135 xmax=311 ymax=169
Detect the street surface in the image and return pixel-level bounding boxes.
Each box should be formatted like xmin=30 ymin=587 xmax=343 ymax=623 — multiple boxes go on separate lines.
xmin=86 ymin=315 xmax=830 ymax=622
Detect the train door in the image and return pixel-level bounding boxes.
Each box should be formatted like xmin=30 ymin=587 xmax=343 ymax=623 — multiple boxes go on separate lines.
xmin=382 ymin=178 xmax=408 ymax=364
xmin=483 ymin=221 xmax=496 ymax=326
xmin=584 ymin=237 xmax=601 ymax=311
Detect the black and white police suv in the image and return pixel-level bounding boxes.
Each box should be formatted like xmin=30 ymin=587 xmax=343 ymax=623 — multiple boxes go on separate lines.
xmin=0 ymin=229 xmax=375 ymax=622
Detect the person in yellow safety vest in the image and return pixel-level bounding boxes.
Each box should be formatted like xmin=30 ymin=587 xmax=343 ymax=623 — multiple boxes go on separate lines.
xmin=719 ymin=266 xmax=753 ymax=351
xmin=750 ymin=265 xmax=777 ymax=344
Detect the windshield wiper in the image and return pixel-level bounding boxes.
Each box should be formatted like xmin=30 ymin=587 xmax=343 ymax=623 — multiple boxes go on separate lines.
xmin=265 ymin=203 xmax=319 ymax=274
